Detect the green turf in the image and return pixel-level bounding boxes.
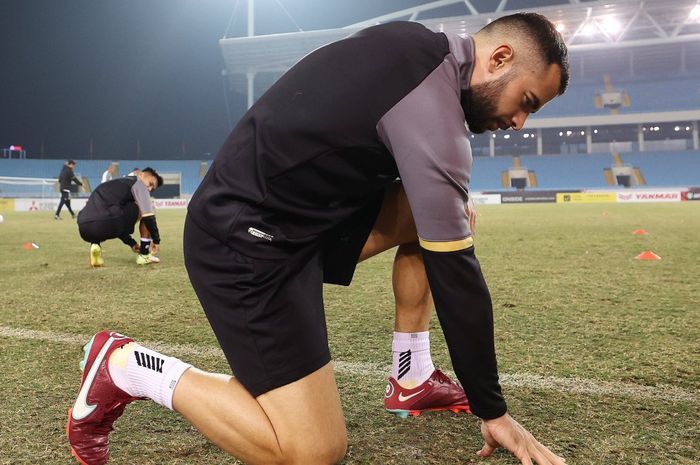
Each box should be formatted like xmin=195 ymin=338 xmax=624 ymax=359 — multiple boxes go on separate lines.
xmin=0 ymin=204 xmax=698 ymax=464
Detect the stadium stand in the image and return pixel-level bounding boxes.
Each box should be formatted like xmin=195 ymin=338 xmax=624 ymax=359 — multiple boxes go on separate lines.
xmin=517 ymin=154 xmax=614 ymax=189
xmin=471 ymin=152 xmax=700 ymax=190
xmin=620 ymin=151 xmax=700 ymax=187
xmin=535 ymin=75 xmax=700 ymax=118
xmin=1 ymin=70 xmax=698 ymax=195
xmin=470 ymin=157 xmax=515 ymax=191
xmin=1 ymin=152 xmax=698 ymax=195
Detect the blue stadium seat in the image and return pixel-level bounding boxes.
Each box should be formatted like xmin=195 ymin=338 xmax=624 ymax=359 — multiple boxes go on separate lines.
xmin=470 ymin=152 xmax=700 ymax=190
xmin=621 ymin=151 xmax=700 ymax=187
xmin=520 ymin=154 xmax=612 ymax=189
xmin=533 ymin=75 xmax=700 ymax=118
xmin=470 ymin=157 xmax=513 ymax=191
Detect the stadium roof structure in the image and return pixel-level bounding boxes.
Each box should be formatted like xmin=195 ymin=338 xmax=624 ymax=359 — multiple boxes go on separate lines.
xmin=220 ymin=0 xmax=700 ymax=121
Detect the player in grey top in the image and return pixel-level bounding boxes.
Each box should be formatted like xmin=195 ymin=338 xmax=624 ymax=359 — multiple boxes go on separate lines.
xmin=77 ymin=167 xmax=163 ymax=266
xmin=67 ymin=13 xmax=570 ymax=465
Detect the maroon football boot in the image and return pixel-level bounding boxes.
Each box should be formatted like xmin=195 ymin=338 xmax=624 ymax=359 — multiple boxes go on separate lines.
xmin=384 ymin=369 xmax=471 ymax=418
xmin=66 ymin=331 xmax=140 ymax=465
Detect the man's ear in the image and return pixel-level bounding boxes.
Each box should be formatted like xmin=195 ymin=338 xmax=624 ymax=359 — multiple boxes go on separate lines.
xmin=488 ymin=44 xmax=514 ymax=73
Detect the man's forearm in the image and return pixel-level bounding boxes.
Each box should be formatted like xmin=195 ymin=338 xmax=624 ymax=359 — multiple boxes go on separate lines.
xmin=120 ymin=235 xmax=137 ymax=247
xmin=422 ymin=246 xmax=507 ymax=419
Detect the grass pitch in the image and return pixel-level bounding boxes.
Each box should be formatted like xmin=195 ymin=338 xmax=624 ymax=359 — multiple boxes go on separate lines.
xmin=0 ymin=203 xmax=698 ymax=464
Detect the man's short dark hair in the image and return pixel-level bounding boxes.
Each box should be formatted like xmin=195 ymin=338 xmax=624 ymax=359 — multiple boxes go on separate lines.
xmin=479 ymin=12 xmax=570 ymax=95
xmin=67 ymin=159 xmax=76 ymax=165
xmin=142 ymin=167 xmax=164 ymax=188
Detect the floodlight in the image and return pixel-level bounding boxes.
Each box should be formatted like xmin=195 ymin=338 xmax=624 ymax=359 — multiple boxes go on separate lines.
xmin=690 ymin=3 xmax=700 ymax=20
xmin=601 ymin=16 xmax=621 ymax=35
xmin=582 ymin=22 xmax=597 ymax=35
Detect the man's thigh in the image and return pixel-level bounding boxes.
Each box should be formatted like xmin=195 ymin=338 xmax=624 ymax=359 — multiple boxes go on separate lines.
xmin=358 ymin=183 xmax=417 ymax=262
xmin=78 ymin=217 xmax=126 ymax=243
xmin=183 ymin=214 xmax=331 ymax=397
xmin=321 ymin=183 xmax=418 ymax=286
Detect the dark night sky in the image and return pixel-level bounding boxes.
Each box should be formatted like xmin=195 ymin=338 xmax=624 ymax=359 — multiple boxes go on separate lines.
xmin=0 ymin=0 xmax=560 ymax=160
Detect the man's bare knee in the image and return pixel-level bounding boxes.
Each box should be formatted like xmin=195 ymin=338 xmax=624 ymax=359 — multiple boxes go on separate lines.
xmin=283 ymin=435 xmax=347 ymax=465
xmin=331 ymin=436 xmax=349 ymax=464
xmin=233 ymin=428 xmax=346 ymax=465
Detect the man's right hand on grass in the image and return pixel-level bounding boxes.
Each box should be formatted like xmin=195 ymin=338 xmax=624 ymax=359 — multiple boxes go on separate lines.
xmin=478 ymin=413 xmax=566 ymax=465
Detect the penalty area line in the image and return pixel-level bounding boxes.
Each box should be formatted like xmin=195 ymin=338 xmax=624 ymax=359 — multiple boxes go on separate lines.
xmin=0 ymin=325 xmax=696 ymax=403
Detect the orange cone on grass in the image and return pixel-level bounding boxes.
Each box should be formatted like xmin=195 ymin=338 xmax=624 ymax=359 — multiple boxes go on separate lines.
xmin=635 ymin=251 xmax=661 ymax=260
xmin=632 ymin=229 xmax=648 ymax=235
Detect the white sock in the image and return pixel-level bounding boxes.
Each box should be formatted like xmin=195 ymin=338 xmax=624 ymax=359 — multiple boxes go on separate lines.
xmin=108 ymin=342 xmax=191 ymax=410
xmin=391 ymin=331 xmax=435 ymax=389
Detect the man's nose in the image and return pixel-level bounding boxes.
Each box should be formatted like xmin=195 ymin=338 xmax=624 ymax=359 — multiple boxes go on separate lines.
xmin=510 ymin=111 xmax=528 ymax=131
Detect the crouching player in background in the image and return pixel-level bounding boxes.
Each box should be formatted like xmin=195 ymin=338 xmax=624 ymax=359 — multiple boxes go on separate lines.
xmin=77 ymin=167 xmax=163 ymax=267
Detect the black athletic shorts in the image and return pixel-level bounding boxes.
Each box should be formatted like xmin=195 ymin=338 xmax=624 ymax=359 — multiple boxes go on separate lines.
xmin=322 ymin=190 xmax=384 ymax=285
xmin=77 ymin=203 xmax=139 ymax=244
xmin=182 ymin=193 xmax=383 ymax=396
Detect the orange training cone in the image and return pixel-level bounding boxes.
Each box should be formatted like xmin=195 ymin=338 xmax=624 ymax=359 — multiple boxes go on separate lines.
xmin=635 ymin=251 xmax=661 ymax=260
xmin=633 ymin=229 xmax=648 ymax=235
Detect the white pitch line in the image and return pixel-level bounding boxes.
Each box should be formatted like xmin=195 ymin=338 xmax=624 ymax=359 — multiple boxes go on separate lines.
xmin=1 ymin=325 xmax=697 ymax=403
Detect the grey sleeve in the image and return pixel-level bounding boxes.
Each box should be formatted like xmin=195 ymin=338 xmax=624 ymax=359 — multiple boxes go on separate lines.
xmin=376 ymin=57 xmax=473 ymax=247
xmin=377 ymin=58 xmax=507 ymax=418
xmin=131 ymin=180 xmax=155 ymax=216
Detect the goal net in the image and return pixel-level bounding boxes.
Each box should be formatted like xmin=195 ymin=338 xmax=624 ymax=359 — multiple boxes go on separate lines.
xmin=0 ymin=176 xmax=58 ymax=198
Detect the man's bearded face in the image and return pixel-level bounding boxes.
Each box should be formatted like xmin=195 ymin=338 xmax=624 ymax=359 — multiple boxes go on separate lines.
xmin=461 ymin=71 xmax=515 ymax=134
